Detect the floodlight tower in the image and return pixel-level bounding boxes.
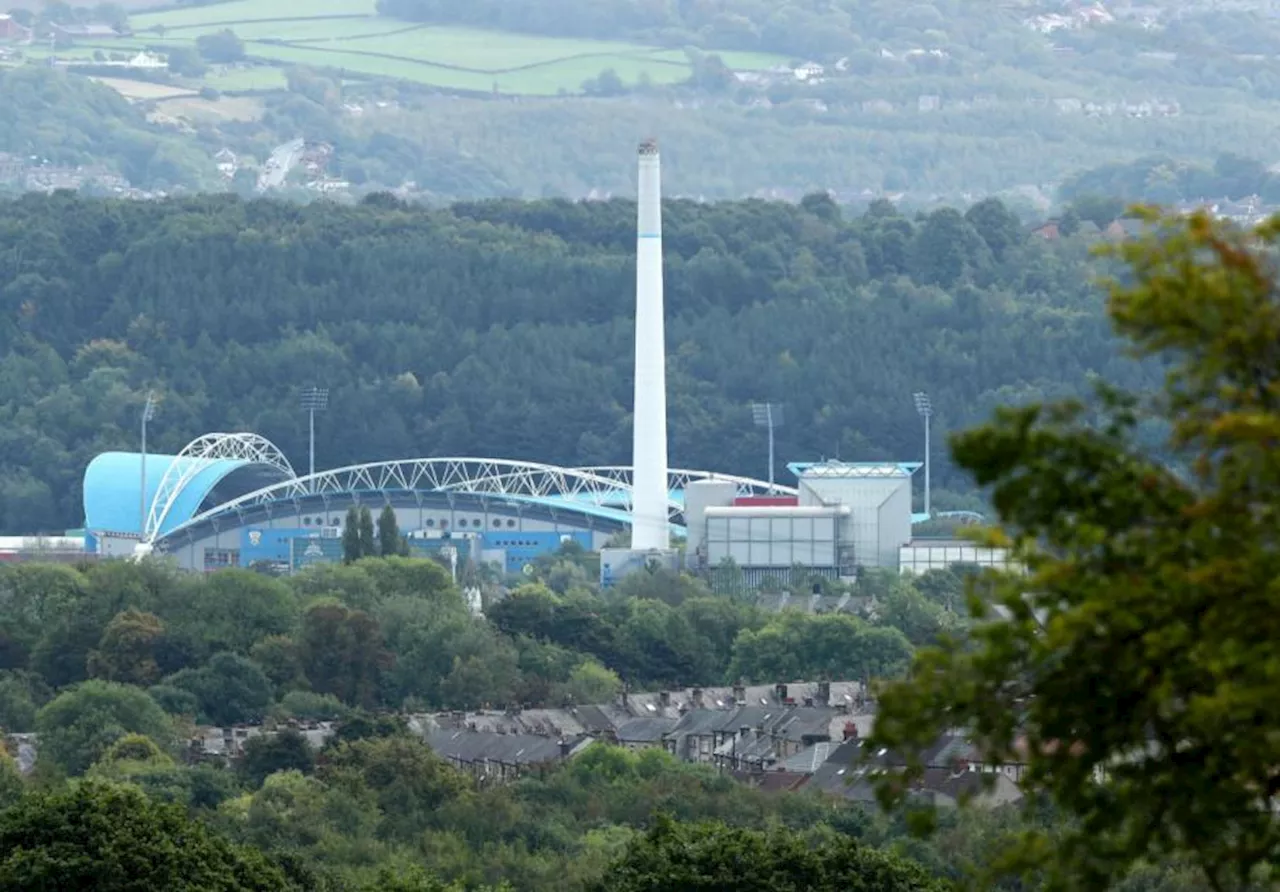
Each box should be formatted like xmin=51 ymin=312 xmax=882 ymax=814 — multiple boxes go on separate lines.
xmin=138 ymin=390 xmax=157 ymax=536
xmin=751 ymin=402 xmax=785 ymax=492
xmin=913 ymin=391 xmax=933 ymax=518
xmin=301 ymin=386 xmax=329 ymax=484
xmin=630 ymin=138 xmax=670 ymax=552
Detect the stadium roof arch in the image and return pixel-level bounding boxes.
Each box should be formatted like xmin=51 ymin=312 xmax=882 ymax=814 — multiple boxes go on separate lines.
xmin=84 ymin=433 xmax=297 ymax=541
xmin=124 ymin=457 xmax=794 ymax=548
xmin=81 ymin=426 xmax=799 ymax=550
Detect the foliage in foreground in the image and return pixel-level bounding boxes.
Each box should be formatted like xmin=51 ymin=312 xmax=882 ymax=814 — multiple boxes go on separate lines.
xmin=870 ymin=208 xmax=1280 ymax=890
xmin=592 ymin=815 xmax=947 ymax=892
xmin=0 ymin=780 xmax=289 ymax=892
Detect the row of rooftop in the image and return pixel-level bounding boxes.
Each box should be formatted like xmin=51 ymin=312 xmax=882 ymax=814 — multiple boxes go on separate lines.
xmin=3 ymin=681 xmax=1027 ymax=809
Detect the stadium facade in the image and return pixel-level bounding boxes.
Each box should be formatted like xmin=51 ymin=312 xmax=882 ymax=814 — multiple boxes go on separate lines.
xmin=78 ymin=432 xmax=787 ymax=574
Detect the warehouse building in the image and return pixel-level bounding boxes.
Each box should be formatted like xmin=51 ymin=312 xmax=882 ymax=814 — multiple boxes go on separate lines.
xmin=684 ymin=460 xmax=1012 ymax=583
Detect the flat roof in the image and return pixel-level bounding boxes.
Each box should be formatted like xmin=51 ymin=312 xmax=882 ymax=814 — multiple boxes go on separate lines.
xmin=788 ymin=461 xmax=922 ymax=479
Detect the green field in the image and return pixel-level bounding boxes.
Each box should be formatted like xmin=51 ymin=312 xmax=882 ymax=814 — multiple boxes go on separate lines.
xmin=118 ymin=0 xmax=785 ymax=96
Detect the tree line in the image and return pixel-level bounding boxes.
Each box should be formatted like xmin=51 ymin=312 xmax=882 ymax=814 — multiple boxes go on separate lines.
xmin=0 ymin=548 xmax=965 ymax=743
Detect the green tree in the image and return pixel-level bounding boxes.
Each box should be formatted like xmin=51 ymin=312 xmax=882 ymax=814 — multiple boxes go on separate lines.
xmin=164 ymin=652 xmax=273 ymax=727
xmin=34 ymin=680 xmax=174 ymax=776
xmin=0 ymin=670 xmax=50 ymax=733
xmin=871 ymin=209 xmax=1280 ymax=890
xmin=318 ymin=734 xmax=469 ymax=840
xmin=238 ymin=728 xmax=316 ymax=789
xmin=249 ymin=635 xmax=306 ymax=692
xmin=728 ymin=613 xmax=912 ymax=685
xmin=86 ymin=608 xmax=166 ymax=686
xmin=551 ymin=658 xmax=621 ymax=705
xmin=298 ymin=602 xmax=391 ymax=708
xmin=592 ymin=816 xmax=945 ymax=892
xmin=343 ymin=507 xmax=363 ymax=564
xmin=378 ymin=505 xmax=402 ymax=557
xmin=165 ymin=45 xmax=207 ymax=77
xmin=159 ymin=570 xmax=297 ymax=661
xmin=0 ymin=749 xmax=22 ymax=811
xmin=0 ymin=780 xmax=290 ymax=891
xmin=195 ymin=28 xmax=245 ymax=63
xmin=358 ymin=507 xmax=377 ymax=559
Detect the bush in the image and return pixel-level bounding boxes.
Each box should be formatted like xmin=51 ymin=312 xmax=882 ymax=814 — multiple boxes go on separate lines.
xmin=274 ymin=690 xmax=351 ymax=722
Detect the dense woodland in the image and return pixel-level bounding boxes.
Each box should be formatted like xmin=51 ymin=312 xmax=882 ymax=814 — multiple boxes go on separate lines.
xmin=0 ymin=553 xmax=1203 ymax=891
xmin=0 ymin=190 xmax=1150 ymax=533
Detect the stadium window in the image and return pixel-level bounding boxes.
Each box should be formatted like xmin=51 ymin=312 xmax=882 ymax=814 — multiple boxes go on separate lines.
xmin=492 ymin=518 xmax=501 ymax=528
xmin=426 ymin=519 xmax=435 ymax=527
xmin=506 ymin=519 xmax=516 ymax=528
xmin=303 ymin=518 xmax=311 ymax=526
xmin=441 ymin=520 xmax=449 ymax=528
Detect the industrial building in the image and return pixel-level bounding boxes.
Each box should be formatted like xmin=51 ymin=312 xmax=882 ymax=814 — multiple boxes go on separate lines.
xmin=684 ymin=461 xmax=1012 ymax=584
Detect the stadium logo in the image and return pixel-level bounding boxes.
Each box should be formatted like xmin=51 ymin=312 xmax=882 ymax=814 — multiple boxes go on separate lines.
xmin=248 ymin=530 xmax=261 ymax=546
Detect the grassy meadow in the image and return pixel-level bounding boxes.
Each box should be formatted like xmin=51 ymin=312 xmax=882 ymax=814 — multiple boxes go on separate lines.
xmin=107 ymin=0 xmax=785 ymax=96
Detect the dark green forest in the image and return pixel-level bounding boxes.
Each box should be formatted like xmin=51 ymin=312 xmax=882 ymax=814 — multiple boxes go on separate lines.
xmin=0 ymin=190 xmax=1145 ymax=533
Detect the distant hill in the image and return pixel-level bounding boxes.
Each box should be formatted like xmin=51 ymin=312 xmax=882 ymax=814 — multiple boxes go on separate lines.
xmin=0 ymin=67 xmax=216 ymax=191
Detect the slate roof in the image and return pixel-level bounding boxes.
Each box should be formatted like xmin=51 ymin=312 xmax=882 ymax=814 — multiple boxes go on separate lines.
xmin=614 ymin=716 xmax=679 ymax=743
xmin=779 ymin=741 xmax=837 ymax=774
xmin=806 ymin=737 xmax=1024 ymax=808
xmin=423 ymin=729 xmax=592 ymax=766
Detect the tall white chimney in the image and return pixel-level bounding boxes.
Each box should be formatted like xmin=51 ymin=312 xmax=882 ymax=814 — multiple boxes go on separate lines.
xmin=630 ymin=138 xmax=670 ymax=552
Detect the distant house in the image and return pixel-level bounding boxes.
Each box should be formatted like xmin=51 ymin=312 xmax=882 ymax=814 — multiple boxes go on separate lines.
xmin=806 ymin=735 xmax=1025 ymax=809
xmin=0 ymin=13 xmax=32 ymax=42
xmin=1032 ymin=220 xmax=1061 ymax=240
xmin=793 ymin=62 xmax=824 ymax=81
xmin=423 ymin=728 xmax=592 ymax=783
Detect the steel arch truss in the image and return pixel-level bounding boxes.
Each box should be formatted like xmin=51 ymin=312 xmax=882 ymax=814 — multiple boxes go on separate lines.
xmin=574 ymin=466 xmax=797 ymax=497
xmin=159 ymin=458 xmax=787 ymax=545
xmin=144 ymin=432 xmax=296 ymax=545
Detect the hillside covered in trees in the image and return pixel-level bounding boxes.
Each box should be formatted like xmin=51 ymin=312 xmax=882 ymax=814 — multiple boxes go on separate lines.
xmin=0 ymin=190 xmax=1147 ymax=533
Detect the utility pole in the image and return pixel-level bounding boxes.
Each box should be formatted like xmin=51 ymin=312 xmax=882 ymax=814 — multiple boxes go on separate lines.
xmin=300 ymin=386 xmax=329 ymax=484
xmin=139 ymin=391 xmax=157 ymax=537
xmin=751 ymin=402 xmax=785 ymax=492
xmin=913 ymin=391 xmax=932 ymax=518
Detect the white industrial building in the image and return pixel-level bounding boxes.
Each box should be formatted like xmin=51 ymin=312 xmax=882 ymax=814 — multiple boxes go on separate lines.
xmin=685 ymin=461 xmax=1013 ymax=583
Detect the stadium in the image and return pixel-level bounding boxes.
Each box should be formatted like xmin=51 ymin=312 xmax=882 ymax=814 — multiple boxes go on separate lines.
xmin=77 ymin=432 xmax=790 ymax=575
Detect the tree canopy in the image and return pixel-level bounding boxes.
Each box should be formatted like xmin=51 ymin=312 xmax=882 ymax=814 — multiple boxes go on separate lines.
xmin=0 ymin=780 xmax=290 ymax=891
xmin=870 ymin=208 xmax=1280 ymax=889
xmin=591 ymin=816 xmax=947 ymax=892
